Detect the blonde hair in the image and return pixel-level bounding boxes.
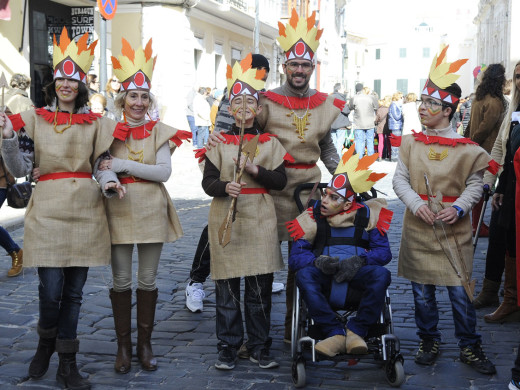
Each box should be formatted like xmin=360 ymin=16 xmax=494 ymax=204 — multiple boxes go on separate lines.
xmin=405 ymin=92 xmax=417 ymax=103
xmin=363 ymin=86 xmax=371 ymax=95
xmin=105 ymin=75 xmax=121 ymax=94
xmin=89 ymin=93 xmax=107 ymax=108
xmin=114 ymin=90 xmax=158 ymax=118
xmin=383 ymin=95 xmax=392 ymax=107
xmin=392 ymin=92 xmax=403 ymax=101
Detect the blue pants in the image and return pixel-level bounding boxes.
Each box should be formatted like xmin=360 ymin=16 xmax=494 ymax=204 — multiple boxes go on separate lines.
xmin=186 ymin=115 xmax=197 ymax=147
xmin=411 ymin=282 xmax=481 ymax=347
xmin=354 ymin=128 xmax=375 ymax=158
xmin=296 ymin=265 xmax=391 ymax=338
xmin=197 ymin=126 xmax=209 ymax=149
xmin=38 ymin=267 xmax=89 ymax=340
xmin=0 ymin=188 xmax=20 ymax=254
xmin=331 ymin=129 xmax=347 ymax=156
xmin=390 ymin=129 xmax=402 ymax=160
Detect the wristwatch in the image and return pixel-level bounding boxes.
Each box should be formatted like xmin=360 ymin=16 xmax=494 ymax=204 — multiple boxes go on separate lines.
xmin=452 ymin=205 xmax=464 ymax=218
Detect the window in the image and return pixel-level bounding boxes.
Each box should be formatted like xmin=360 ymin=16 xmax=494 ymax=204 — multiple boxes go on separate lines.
xmin=419 ymin=78 xmax=427 ymax=92
xmin=374 ymin=79 xmax=381 ymax=98
xmin=399 ymin=48 xmax=406 ymax=58
xmin=231 ymin=48 xmax=242 ymax=67
xmin=423 ymin=48 xmax=430 ymax=58
xmin=194 ymin=36 xmax=204 ymax=71
xmin=397 ymin=79 xmax=408 ymax=95
xmin=375 ymin=48 xmax=380 ymax=60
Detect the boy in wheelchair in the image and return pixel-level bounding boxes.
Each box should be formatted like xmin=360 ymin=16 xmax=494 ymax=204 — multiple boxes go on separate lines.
xmin=286 ymin=145 xmax=393 ymax=357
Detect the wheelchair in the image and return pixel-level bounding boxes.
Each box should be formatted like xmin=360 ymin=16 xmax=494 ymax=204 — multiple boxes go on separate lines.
xmin=290 ymin=183 xmax=404 ymax=388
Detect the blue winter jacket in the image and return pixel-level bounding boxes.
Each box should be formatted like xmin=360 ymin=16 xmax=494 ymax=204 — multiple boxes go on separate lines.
xmin=387 ymin=102 xmax=403 ymax=131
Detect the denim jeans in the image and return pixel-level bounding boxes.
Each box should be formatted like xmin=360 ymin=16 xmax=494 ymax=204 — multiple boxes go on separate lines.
xmin=215 ymin=273 xmax=273 ymax=353
xmin=390 ymin=129 xmax=402 ymax=160
xmin=354 ymin=128 xmax=375 ymax=158
xmin=411 ymin=282 xmax=481 ymax=347
xmin=38 ymin=267 xmax=89 ymax=340
xmin=186 ymin=115 xmax=197 ymax=146
xmin=296 ymin=265 xmax=390 ymax=338
xmin=331 ymin=129 xmax=347 ymax=156
xmin=190 ymin=225 xmax=210 ymax=283
xmin=0 ymin=188 xmax=20 ymax=254
xmin=197 ymin=126 xmax=209 ymax=148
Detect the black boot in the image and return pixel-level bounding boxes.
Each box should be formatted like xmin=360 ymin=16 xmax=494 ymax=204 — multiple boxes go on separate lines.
xmin=29 ymin=325 xmax=57 ymax=378
xmin=55 ymin=339 xmax=90 ymax=390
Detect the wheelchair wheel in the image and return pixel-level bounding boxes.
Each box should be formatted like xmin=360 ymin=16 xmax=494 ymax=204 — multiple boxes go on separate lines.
xmin=385 ymin=359 xmax=405 ymax=387
xmin=292 ymin=359 xmax=306 ymax=388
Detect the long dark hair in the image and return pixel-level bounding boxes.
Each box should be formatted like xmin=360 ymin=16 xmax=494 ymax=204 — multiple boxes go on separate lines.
xmin=475 ymin=63 xmax=506 ymax=102
xmin=43 ymin=79 xmax=90 ymax=112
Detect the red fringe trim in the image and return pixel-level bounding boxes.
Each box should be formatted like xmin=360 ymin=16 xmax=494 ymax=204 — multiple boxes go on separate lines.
xmin=336 ymin=200 xmax=363 ymax=216
xmin=113 ymin=122 xmax=131 ymax=141
xmin=487 ymin=159 xmax=500 ymax=175
xmin=376 ymin=207 xmax=393 ymax=236
xmin=262 ymin=91 xmax=328 ymax=110
xmin=284 ymin=153 xmax=295 ymax=163
xmin=9 ymin=114 xmax=25 ymax=132
xmin=113 ymin=121 xmax=157 ymax=141
xmin=333 ymin=98 xmax=346 ymax=111
xmin=170 ymin=130 xmax=192 ymax=147
xmin=195 ymin=147 xmax=207 ymax=163
xmin=286 ymin=218 xmax=305 ymax=241
xmin=307 ymin=207 xmax=315 ymax=220
xmin=35 ymin=108 xmax=101 ymax=125
xmin=389 ymin=134 xmax=401 ymax=147
xmin=220 ymin=133 xmax=277 ymax=145
xmin=412 ymin=130 xmax=478 ymax=147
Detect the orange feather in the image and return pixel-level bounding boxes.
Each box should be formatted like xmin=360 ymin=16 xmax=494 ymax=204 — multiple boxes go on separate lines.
xmin=226 ymin=65 xmax=233 ymax=80
xmin=255 ymin=68 xmax=266 ymax=81
xmin=368 ymin=172 xmax=387 ymax=182
xmin=342 ymin=144 xmax=355 ymax=163
xmin=121 ymin=39 xmax=135 ymax=63
xmin=59 ymin=27 xmax=71 ymax=54
xmin=278 ymin=22 xmax=286 ymax=37
xmin=89 ymin=39 xmax=98 ymax=55
xmin=241 ymin=53 xmax=252 ymax=73
xmin=435 ymin=45 xmax=449 ymax=67
xmin=111 ymin=56 xmax=122 ymax=69
xmin=356 ymin=153 xmax=378 ymax=171
xmin=144 ymin=39 xmax=153 ymax=61
xmin=289 ymin=8 xmax=298 ymax=30
xmin=448 ymin=58 xmax=468 ymax=74
xmin=76 ymin=33 xmax=88 ymax=54
xmin=152 ymin=56 xmax=157 ymax=70
xmin=307 ymin=11 xmax=316 ymax=31
xmin=316 ymin=29 xmax=323 ymax=41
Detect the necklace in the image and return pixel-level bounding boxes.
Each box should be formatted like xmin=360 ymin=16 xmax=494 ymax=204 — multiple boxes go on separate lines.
xmin=53 ymin=110 xmax=73 ymax=134
xmin=284 ymin=94 xmax=311 ymax=143
xmin=125 ymin=124 xmax=146 ymax=164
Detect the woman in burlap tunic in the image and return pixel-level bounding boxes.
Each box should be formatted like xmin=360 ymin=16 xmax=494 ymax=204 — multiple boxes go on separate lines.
xmin=96 ymin=38 xmax=190 ymax=374
xmin=0 ymin=28 xmax=124 ymax=389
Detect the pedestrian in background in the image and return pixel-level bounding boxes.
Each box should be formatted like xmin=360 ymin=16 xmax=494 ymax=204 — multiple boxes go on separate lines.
xmin=330 ymin=82 xmax=351 ymax=156
xmin=193 ymin=87 xmax=211 ymax=148
xmin=89 ymin=93 xmax=116 ymax=120
xmin=98 ymin=38 xmax=190 ymax=374
xmin=349 ymin=83 xmax=378 ymax=158
xmin=87 ymin=74 xmax=99 ymax=95
xmin=375 ymin=95 xmax=391 ymax=161
xmin=388 ymin=92 xmax=403 ymax=160
xmin=105 ymin=75 xmax=121 ymax=118
xmin=185 ymin=87 xmax=198 ymax=148
xmin=5 ymin=73 xmax=33 ymax=114
xmin=401 ymin=92 xmax=421 ymax=135
xmin=467 ymin=63 xmax=507 ymax=238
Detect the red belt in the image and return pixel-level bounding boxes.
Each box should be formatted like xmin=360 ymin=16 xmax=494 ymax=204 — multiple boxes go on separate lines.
xmin=39 ymin=172 xmax=92 ymax=181
xmin=240 ymin=188 xmax=268 ymax=194
xmin=119 ymin=177 xmax=150 ymax=184
xmin=284 ymin=162 xmax=317 ymax=169
xmin=419 ymin=194 xmax=458 ymax=203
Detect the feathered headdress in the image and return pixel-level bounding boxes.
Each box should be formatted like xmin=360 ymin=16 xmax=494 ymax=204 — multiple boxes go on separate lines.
xmin=111 ymin=38 xmax=157 ymax=92
xmin=226 ymin=53 xmax=266 ymax=101
xmin=327 ymin=144 xmax=386 ymax=200
xmin=277 ymin=8 xmax=323 ymax=62
xmin=53 ymin=27 xmax=98 ymax=84
xmin=422 ymin=45 xmax=468 ymax=105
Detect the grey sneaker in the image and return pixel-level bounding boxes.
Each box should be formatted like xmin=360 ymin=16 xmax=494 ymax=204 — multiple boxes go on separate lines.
xmin=185 ymin=282 xmax=205 ymax=313
xmin=272 ymin=282 xmax=285 ymax=294
xmin=215 ymin=348 xmax=237 ymax=370
xmin=250 ymin=349 xmax=279 ymax=369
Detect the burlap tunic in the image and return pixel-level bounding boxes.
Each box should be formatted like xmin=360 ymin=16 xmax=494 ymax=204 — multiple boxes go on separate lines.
xmin=105 ymin=121 xmax=183 ymax=244
xmin=397 ymin=132 xmax=494 ymax=286
xmin=7 ymin=109 xmax=115 ymax=267
xmin=205 ymin=134 xmax=288 ymax=280
xmin=257 ymin=90 xmax=343 ymax=240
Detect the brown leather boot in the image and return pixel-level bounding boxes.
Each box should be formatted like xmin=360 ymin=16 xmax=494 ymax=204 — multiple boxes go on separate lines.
xmin=136 ymin=288 xmax=158 ymax=371
xmin=473 ymin=278 xmax=500 ymax=309
xmin=7 ymin=249 xmax=23 ymax=277
xmin=484 ymin=256 xmax=520 ymax=323
xmin=110 ymin=289 xmax=132 ymax=374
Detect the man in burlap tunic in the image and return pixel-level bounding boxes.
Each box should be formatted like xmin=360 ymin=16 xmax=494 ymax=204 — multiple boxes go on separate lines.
xmin=393 ymin=46 xmax=498 ymax=375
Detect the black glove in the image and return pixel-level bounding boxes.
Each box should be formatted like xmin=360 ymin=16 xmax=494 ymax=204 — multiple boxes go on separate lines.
xmin=334 ymin=255 xmax=366 ymax=283
xmin=314 ymin=255 xmax=340 ymax=275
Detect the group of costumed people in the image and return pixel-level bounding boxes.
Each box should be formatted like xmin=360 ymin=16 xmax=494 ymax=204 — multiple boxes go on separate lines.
xmin=0 ymin=27 xmax=190 ymax=389
xmin=2 ymin=7 xmax=520 ymax=390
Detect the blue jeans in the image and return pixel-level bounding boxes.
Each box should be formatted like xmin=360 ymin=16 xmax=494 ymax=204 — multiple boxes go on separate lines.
xmin=390 ymin=129 xmax=402 ymax=160
xmin=38 ymin=267 xmax=89 ymax=340
xmin=197 ymin=126 xmax=209 ymax=148
xmin=0 ymin=188 xmax=20 ymax=254
xmin=186 ymin=115 xmax=197 ymax=146
xmin=296 ymin=265 xmax=390 ymax=338
xmin=411 ymin=282 xmax=481 ymax=347
xmin=354 ymin=128 xmax=375 ymax=158
xmin=331 ymin=129 xmax=347 ymax=156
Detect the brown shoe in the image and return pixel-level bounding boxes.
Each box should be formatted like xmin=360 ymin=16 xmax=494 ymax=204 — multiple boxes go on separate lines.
xmin=315 ymin=335 xmax=346 ymax=357
xmin=484 ymin=255 xmax=520 ymax=323
xmin=8 ymin=249 xmax=23 ymax=277
xmin=346 ymin=329 xmax=368 ymax=354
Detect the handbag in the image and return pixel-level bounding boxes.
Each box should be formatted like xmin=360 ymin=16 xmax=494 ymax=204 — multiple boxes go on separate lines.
xmin=2 ymin=159 xmax=32 ymax=209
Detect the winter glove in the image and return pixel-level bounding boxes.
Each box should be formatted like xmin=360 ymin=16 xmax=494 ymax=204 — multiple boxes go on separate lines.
xmin=334 ymin=255 xmax=366 ymax=283
xmin=314 ymin=255 xmax=340 ymax=275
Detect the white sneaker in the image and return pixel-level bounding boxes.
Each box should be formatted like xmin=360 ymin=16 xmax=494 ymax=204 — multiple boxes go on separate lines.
xmin=186 ymin=282 xmax=205 ymax=312
xmin=272 ymin=282 xmax=285 ymax=294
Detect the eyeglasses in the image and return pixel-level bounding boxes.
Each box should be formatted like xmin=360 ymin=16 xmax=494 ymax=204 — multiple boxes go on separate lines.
xmin=285 ymin=61 xmax=313 ymax=73
xmin=321 ymin=190 xmax=345 ymax=206
xmin=419 ymin=99 xmax=449 ymax=109
xmin=111 ymin=79 xmax=120 ymax=83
